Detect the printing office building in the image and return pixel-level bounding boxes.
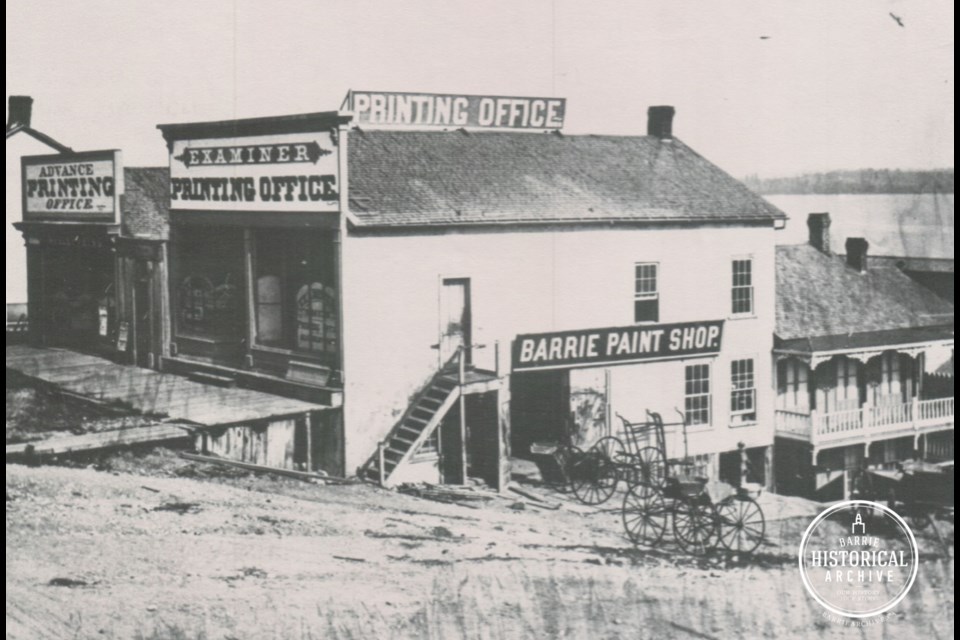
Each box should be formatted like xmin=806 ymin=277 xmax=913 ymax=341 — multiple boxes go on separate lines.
xmin=15 ymin=149 xmax=170 ymax=369
xmin=155 ymin=92 xmax=787 ymax=489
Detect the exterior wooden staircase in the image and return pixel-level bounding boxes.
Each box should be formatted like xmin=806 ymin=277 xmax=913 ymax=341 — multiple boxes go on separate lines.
xmin=361 ymin=367 xmax=461 ymax=486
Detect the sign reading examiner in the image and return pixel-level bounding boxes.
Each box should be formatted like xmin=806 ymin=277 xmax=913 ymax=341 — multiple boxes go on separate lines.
xmin=168 ymin=132 xmax=340 ymax=213
xmin=512 ymin=320 xmax=724 ymax=371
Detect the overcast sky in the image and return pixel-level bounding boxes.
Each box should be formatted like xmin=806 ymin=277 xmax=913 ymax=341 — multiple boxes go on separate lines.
xmin=5 ymin=0 xmax=954 ymax=177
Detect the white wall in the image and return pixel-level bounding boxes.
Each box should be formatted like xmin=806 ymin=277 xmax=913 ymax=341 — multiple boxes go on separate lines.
xmin=340 ymin=224 xmax=778 ymax=473
xmin=6 ymin=134 xmax=61 ymax=306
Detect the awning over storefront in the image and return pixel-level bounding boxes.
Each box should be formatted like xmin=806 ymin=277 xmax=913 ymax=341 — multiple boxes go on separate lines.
xmin=774 ymin=325 xmax=954 ymax=368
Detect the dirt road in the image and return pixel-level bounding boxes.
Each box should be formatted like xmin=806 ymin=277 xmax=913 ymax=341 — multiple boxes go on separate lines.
xmin=5 ymin=462 xmax=954 ymax=639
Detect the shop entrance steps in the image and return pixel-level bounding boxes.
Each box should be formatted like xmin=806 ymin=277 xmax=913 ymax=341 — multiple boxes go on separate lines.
xmin=361 ymin=373 xmax=461 ymax=486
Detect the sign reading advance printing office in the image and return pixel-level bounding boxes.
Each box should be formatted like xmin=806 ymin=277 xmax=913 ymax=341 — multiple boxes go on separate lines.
xmin=512 ymin=320 xmax=724 ymax=371
xmin=344 ymin=90 xmax=566 ymax=130
xmin=168 ymin=131 xmax=339 ymax=212
xmin=22 ymin=150 xmax=122 ymax=223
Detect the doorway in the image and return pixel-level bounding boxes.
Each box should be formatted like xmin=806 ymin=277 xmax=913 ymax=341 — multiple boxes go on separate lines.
xmin=439 ymin=278 xmax=471 ymax=368
xmin=510 ymin=369 xmax=571 ymax=458
xmin=133 ymin=260 xmax=155 ymax=368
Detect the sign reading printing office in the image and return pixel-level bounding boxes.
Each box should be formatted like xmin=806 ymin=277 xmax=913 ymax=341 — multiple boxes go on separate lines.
xmin=168 ymin=131 xmax=339 ymax=212
xmin=512 ymin=320 xmax=724 ymax=371
xmin=22 ymin=150 xmax=122 ymax=223
xmin=345 ymin=90 xmax=566 ymax=130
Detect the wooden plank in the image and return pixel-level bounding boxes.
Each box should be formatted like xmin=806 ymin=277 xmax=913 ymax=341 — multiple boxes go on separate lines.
xmin=5 ymin=423 xmax=194 ymax=457
xmin=7 ymin=346 xmax=325 ymax=429
xmin=177 ymin=451 xmax=354 ymax=484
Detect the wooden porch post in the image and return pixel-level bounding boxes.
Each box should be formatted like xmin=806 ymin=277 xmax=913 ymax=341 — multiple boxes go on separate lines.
xmin=459 ymin=347 xmax=468 ymax=484
xmin=496 ymin=375 xmax=511 ymax=494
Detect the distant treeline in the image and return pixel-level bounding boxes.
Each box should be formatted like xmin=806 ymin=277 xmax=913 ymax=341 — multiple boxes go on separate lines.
xmin=743 ymin=169 xmax=954 ymax=195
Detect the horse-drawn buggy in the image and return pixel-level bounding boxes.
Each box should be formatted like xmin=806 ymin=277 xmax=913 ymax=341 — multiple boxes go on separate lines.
xmin=534 ymin=409 xmax=766 ymax=555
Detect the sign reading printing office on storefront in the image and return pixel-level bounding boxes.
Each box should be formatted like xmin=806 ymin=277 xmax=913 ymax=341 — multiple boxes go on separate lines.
xmin=344 ymin=90 xmax=566 ymax=130
xmin=22 ymin=150 xmax=123 ymax=223
xmin=512 ymin=320 xmax=724 ymax=371
xmin=168 ymin=132 xmax=339 ymax=213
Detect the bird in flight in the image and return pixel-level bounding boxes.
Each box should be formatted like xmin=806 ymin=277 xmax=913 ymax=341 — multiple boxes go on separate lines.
xmin=889 ymin=12 xmax=904 ymax=27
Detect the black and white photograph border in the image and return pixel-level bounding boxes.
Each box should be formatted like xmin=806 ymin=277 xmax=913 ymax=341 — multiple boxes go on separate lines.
xmin=5 ymin=1 xmax=954 ymax=639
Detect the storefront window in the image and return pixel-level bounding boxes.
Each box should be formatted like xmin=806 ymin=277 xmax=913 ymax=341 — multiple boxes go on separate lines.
xmin=254 ymin=230 xmax=338 ymax=359
xmin=41 ymin=241 xmax=115 ymax=346
xmin=175 ymin=227 xmax=244 ymax=339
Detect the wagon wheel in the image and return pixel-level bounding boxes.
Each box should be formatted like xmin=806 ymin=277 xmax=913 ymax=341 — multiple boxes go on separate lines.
xmin=553 ymin=444 xmax=582 ymax=493
xmin=905 ymin=509 xmax=932 ymax=531
xmin=622 ymin=483 xmax=668 ymax=547
xmin=634 ymin=446 xmax=666 ymax=490
xmin=715 ymin=496 xmax=765 ymax=554
xmin=673 ymin=497 xmax=719 ymax=556
xmin=593 ymin=436 xmax=629 ymax=467
xmin=569 ymin=449 xmax=619 ymax=506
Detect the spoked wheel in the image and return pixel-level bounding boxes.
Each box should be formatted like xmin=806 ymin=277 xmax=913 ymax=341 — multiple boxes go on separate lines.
xmin=715 ymin=496 xmax=766 ymax=554
xmin=622 ymin=484 xmax=668 ymax=547
xmin=569 ymin=449 xmax=619 ymax=505
xmin=553 ymin=444 xmax=582 ymax=493
xmin=635 ymin=446 xmax=666 ymax=490
xmin=673 ymin=497 xmax=719 ymax=556
xmin=593 ymin=436 xmax=628 ymax=466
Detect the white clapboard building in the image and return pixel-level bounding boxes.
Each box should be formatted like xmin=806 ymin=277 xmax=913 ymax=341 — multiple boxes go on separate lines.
xmin=156 ymin=92 xmax=787 ymax=489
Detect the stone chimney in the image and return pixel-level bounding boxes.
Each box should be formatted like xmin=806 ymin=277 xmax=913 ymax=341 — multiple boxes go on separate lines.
xmin=647 ymin=106 xmax=675 ymax=139
xmin=845 ymin=237 xmax=869 ymax=273
xmin=807 ymin=212 xmax=831 ymax=254
xmin=7 ymin=96 xmax=33 ymax=128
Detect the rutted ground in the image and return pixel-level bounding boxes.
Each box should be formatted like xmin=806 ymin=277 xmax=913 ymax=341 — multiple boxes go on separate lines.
xmin=5 ymin=457 xmax=954 ymax=640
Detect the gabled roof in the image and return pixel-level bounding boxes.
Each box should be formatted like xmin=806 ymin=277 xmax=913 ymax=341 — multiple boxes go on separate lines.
xmin=346 ymin=130 xmax=786 ymax=228
xmin=776 ymin=244 xmax=954 ymax=347
xmin=121 ymin=167 xmax=169 ymax=240
xmin=5 ymin=122 xmax=72 ymax=153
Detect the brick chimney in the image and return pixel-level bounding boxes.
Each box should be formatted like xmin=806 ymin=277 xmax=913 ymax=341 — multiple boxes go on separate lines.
xmin=647 ymin=106 xmax=675 ymax=139
xmin=845 ymin=237 xmax=869 ymax=273
xmin=807 ymin=212 xmax=831 ymax=254
xmin=7 ymin=96 xmax=33 ymax=128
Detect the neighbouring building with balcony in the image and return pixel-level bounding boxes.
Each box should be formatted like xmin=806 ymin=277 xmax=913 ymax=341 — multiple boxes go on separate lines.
xmin=773 ymin=213 xmax=954 ymax=499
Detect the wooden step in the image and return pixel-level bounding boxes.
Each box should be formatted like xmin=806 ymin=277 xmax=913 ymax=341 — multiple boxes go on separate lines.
xmin=405 ymin=416 xmax=430 ymax=427
xmin=187 ymin=372 xmax=237 ymax=388
xmin=411 ymin=407 xmax=437 ymax=420
xmin=398 ymin=426 xmax=422 ymax=439
xmin=391 ymin=435 xmax=415 ymax=447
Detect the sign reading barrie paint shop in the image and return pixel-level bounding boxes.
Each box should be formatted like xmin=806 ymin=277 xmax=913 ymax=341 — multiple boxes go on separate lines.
xmin=512 ymin=320 xmax=724 ymax=371
xmin=22 ymin=150 xmax=122 ymax=223
xmin=168 ymin=131 xmax=339 ymax=212
xmin=344 ymin=90 xmax=566 ymax=130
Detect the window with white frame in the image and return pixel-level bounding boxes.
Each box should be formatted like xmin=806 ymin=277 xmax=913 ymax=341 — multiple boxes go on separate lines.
xmin=731 ymin=258 xmax=754 ymax=315
xmin=835 ymin=357 xmax=860 ymax=411
xmin=684 ymin=363 xmax=712 ymax=426
xmin=777 ymin=358 xmax=809 ymax=411
xmin=730 ymin=358 xmax=757 ymax=424
xmin=634 ymin=262 xmax=659 ymax=323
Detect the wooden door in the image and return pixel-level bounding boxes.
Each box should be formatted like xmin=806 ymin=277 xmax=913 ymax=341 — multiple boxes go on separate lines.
xmin=439 ymin=278 xmax=471 ymax=368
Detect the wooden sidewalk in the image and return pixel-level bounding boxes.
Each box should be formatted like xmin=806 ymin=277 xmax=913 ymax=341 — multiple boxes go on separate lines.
xmin=6 ymin=345 xmax=326 ymax=427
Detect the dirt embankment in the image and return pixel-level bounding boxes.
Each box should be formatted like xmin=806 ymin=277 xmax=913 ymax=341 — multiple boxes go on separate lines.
xmin=5 ymin=460 xmax=954 ymax=640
